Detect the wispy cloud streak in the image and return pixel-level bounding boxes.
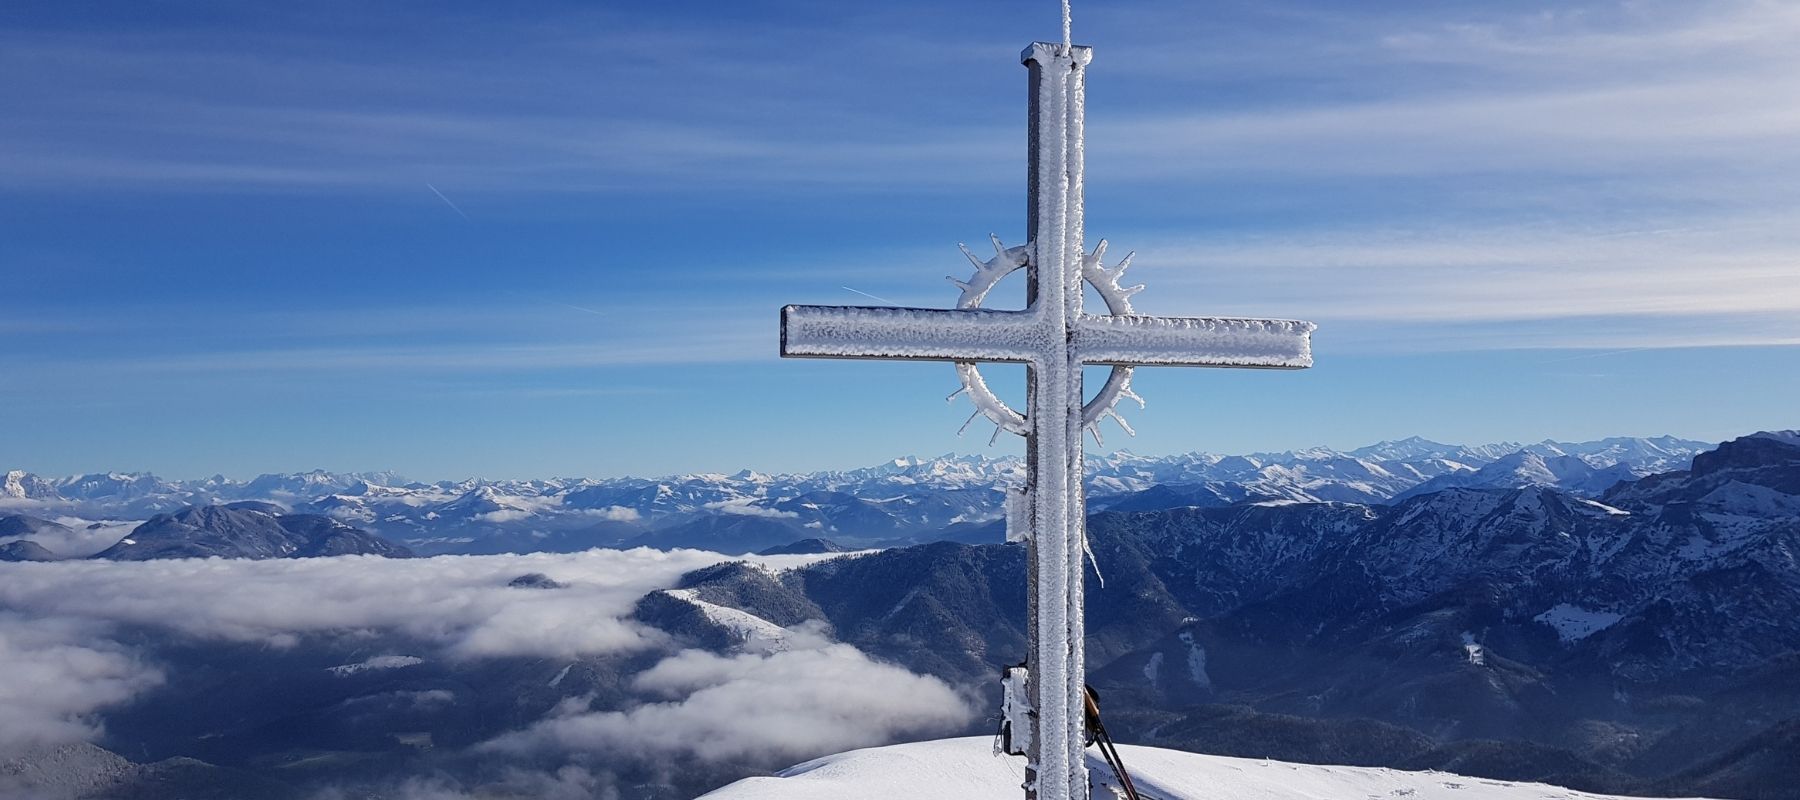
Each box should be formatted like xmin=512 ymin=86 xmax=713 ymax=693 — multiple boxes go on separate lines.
xmin=426 ymin=182 xmax=470 ymax=220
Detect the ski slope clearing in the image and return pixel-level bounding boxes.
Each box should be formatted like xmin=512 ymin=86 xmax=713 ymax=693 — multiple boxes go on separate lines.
xmin=700 ymin=737 xmax=1718 ymax=800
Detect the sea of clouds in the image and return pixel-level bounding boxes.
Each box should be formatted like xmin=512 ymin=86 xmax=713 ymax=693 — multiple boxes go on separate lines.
xmin=0 ymin=517 xmax=137 ymax=559
xmin=486 ymin=622 xmax=970 ymax=764
xmin=0 ymin=549 xmax=974 ymax=794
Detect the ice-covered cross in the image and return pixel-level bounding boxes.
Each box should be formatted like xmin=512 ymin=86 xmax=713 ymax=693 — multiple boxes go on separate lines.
xmin=780 ymin=42 xmax=1313 ymax=800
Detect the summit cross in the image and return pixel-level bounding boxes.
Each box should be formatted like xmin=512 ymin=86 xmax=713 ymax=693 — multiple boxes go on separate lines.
xmin=779 ymin=42 xmax=1314 ymax=800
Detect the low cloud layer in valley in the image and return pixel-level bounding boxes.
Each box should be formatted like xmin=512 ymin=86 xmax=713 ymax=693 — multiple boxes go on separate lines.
xmin=0 ymin=517 xmax=137 ymax=559
xmin=0 ymin=614 xmax=163 ymax=750
xmin=0 ymin=549 xmax=974 ymax=797
xmin=487 ymin=628 xmax=973 ymax=764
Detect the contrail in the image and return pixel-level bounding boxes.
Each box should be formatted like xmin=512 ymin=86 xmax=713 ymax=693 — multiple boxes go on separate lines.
xmin=552 ymin=302 xmax=606 ymax=316
xmin=841 ymin=286 xmax=898 ymax=305
xmin=1539 ymin=346 xmax=1656 ymax=363
xmin=426 ymin=182 xmax=470 ymax=221
xmin=501 ymin=290 xmax=607 ymax=316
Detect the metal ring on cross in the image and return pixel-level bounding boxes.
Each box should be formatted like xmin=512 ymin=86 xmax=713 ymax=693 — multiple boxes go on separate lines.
xmin=948 ymin=236 xmax=1147 ymax=445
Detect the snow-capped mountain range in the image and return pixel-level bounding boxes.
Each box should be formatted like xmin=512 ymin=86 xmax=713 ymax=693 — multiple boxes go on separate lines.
xmin=3 ymin=435 xmax=1712 ymax=556
xmin=1 ymin=433 xmax=1793 ymax=798
xmin=649 ymin=430 xmax=1800 ymax=798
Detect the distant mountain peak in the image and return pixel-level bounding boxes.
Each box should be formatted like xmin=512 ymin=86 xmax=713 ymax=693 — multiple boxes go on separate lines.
xmin=95 ymin=503 xmax=410 ymax=561
xmin=1750 ymin=430 xmax=1800 ymax=445
xmin=0 ymin=539 xmax=59 ymax=562
xmin=4 ymin=470 xmax=61 ymax=499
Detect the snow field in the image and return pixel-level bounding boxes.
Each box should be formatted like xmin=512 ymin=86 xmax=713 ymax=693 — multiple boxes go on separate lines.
xmin=700 ymin=737 xmax=1721 ymax=800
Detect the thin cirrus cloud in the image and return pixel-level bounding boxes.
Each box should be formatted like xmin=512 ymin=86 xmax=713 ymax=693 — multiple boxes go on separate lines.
xmin=0 ymin=303 xmax=774 ymax=381
xmin=1093 ymin=76 xmax=1800 ymax=181
xmin=7 ymin=2 xmax=1799 ymax=346
xmin=1368 ymin=0 xmax=1800 ymax=76
xmin=1129 ymin=216 xmax=1800 ymax=323
xmin=0 ymin=12 xmax=1016 ymax=193
xmin=2 ymin=0 xmax=1797 ymax=474
xmin=4 ymin=2 xmax=1797 ymax=193
xmin=10 ymin=209 xmax=1794 ymax=385
xmin=1081 ymin=4 xmax=1800 ymax=207
xmin=106 ymin=337 xmax=770 ymax=375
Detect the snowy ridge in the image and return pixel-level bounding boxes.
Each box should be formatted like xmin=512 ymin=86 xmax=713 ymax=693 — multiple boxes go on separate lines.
xmin=327 ymin=654 xmax=424 ymax=676
xmin=661 ymin=588 xmax=793 ymax=649
xmin=699 ymin=737 xmax=1720 ymax=800
xmin=1 ymin=435 xmax=1715 ymax=554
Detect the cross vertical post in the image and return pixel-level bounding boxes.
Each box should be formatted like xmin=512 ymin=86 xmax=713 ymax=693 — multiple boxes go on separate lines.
xmin=1022 ymin=40 xmax=1091 ymax=800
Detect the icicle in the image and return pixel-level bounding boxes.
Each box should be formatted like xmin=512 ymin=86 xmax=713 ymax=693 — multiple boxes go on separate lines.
xmin=946 ymin=386 xmax=968 ymax=403
xmin=1106 ymin=408 xmax=1136 ymax=437
xmin=959 ymin=242 xmax=985 ymax=269
xmin=1120 ymin=385 xmax=1146 ymax=409
xmin=989 ymin=424 xmax=1005 ymax=447
xmin=990 ymin=233 xmax=1008 ymax=257
xmin=957 ymin=409 xmax=982 ymax=436
xmin=1087 ymin=422 xmax=1104 ymax=447
xmin=947 ymin=276 xmax=972 ymax=291
xmin=1082 ymin=530 xmax=1103 ymax=588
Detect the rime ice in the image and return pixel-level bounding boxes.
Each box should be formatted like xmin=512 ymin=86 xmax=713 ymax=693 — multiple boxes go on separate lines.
xmin=778 ymin=42 xmax=1314 ymax=800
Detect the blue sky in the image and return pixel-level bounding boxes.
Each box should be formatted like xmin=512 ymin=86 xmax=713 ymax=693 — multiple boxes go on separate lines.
xmin=3 ymin=0 xmax=1797 ymax=480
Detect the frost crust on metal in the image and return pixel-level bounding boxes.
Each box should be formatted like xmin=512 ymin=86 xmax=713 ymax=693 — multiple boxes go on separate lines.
xmin=781 ymin=304 xmax=1313 ymax=367
xmin=1076 ymin=316 xmax=1314 ymax=366
xmin=778 ymin=40 xmax=1314 ymax=800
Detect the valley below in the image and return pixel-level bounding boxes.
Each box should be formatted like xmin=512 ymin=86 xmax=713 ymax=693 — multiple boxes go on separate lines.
xmin=2 ymin=432 xmax=1797 ymax=799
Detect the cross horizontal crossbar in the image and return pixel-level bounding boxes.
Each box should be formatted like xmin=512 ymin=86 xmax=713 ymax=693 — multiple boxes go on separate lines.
xmin=782 ymin=305 xmax=1044 ymax=362
xmin=1075 ymin=314 xmax=1314 ymax=368
xmin=781 ymin=304 xmax=1315 ymax=368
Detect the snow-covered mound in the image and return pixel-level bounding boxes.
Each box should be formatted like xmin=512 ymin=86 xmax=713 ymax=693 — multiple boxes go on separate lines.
xmin=700 ymin=737 xmax=1715 ymax=800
